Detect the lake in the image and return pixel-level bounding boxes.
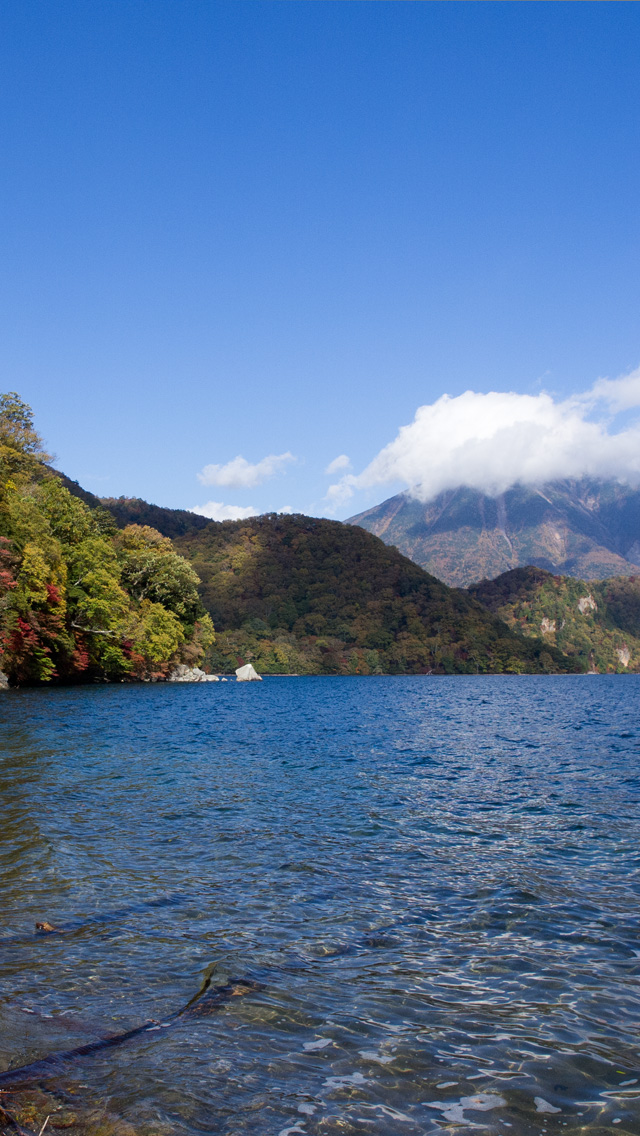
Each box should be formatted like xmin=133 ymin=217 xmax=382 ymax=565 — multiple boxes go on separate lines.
xmin=1 ymin=676 xmax=639 ymax=1135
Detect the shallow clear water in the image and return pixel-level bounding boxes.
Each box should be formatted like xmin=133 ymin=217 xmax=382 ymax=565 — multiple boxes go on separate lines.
xmin=1 ymin=676 xmax=640 ymax=1135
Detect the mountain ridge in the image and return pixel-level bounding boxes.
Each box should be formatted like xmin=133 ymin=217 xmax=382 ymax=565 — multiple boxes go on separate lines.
xmin=169 ymin=512 xmax=572 ymax=675
xmin=54 ymin=477 xmax=573 ymax=674
xmin=348 ymin=478 xmax=640 ymax=587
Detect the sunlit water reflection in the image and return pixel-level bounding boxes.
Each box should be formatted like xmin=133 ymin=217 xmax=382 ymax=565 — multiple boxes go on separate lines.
xmin=1 ymin=676 xmax=639 ymax=1135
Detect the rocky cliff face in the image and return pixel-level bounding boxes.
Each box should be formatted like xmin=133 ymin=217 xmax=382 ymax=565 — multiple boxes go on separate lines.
xmin=469 ymin=567 xmax=640 ymax=673
xmin=348 ymin=479 xmax=640 ymax=587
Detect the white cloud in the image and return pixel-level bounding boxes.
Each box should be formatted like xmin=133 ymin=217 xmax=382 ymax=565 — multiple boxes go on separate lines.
xmin=190 ymin=501 xmax=259 ymax=521
xmin=197 ymin=452 xmax=295 ymax=489
xmin=324 ymin=476 xmax=358 ymax=508
xmin=584 ymin=368 xmax=640 ymax=414
xmin=327 ymin=366 xmax=640 ymax=510
xmin=325 ymin=454 xmax=351 ymax=475
xmin=278 ymin=505 xmax=294 ymax=514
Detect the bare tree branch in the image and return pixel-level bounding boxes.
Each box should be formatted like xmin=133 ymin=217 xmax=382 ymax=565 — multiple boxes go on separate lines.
xmin=71 ymin=622 xmax=116 ymax=637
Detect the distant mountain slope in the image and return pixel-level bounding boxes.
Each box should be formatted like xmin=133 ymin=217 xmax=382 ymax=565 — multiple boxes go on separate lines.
xmin=469 ymin=567 xmax=640 ymax=673
xmin=53 ymin=470 xmax=104 ymax=510
xmin=99 ymin=496 xmax=211 ymax=539
xmin=54 ymin=477 xmax=211 ymax=537
xmin=348 ymin=479 xmax=640 ymax=587
xmin=168 ymin=514 xmax=571 ymax=675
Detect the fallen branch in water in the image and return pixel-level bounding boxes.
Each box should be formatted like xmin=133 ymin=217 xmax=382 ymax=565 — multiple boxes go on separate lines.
xmin=0 ymin=977 xmax=260 ymax=1090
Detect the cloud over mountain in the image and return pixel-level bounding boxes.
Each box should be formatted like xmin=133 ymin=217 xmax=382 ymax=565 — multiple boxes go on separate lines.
xmin=198 ymin=452 xmax=295 ymax=490
xmin=190 ymin=501 xmax=259 ymax=521
xmin=328 ymin=367 xmax=640 ymax=509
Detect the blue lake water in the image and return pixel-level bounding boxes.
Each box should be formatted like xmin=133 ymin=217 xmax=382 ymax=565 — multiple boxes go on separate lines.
xmin=1 ymin=676 xmax=640 ymax=1135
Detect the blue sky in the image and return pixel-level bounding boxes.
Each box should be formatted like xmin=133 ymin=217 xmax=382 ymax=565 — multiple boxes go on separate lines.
xmin=1 ymin=2 xmax=639 ymax=519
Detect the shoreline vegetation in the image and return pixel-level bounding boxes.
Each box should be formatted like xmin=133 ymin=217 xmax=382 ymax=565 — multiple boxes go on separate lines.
xmin=4 ymin=391 xmax=635 ymax=687
xmin=0 ymin=394 xmax=214 ymax=688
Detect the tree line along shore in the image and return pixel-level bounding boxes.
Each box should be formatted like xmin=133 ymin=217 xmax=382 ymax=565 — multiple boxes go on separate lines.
xmin=4 ymin=391 xmax=636 ymax=685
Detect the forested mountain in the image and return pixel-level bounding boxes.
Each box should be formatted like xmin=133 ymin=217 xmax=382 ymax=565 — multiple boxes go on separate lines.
xmin=168 ymin=514 xmax=571 ymax=675
xmin=349 ymin=480 xmax=640 ymax=587
xmin=0 ymin=395 xmax=213 ymax=685
xmin=469 ymin=567 xmax=640 ymax=673
xmin=0 ymin=393 xmax=582 ymax=682
xmin=83 ymin=485 xmax=574 ymax=675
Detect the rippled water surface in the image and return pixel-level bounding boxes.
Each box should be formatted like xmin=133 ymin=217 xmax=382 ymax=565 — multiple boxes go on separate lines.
xmin=2 ymin=676 xmax=640 ymax=1135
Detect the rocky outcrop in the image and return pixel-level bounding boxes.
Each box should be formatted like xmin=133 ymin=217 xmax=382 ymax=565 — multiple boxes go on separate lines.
xmin=0 ymin=671 xmax=9 ymax=690
xmin=235 ymin=663 xmax=262 ymax=682
xmin=577 ymin=594 xmax=597 ymax=614
xmin=167 ymin=665 xmax=219 ymax=683
xmin=616 ymin=645 xmax=631 ymax=668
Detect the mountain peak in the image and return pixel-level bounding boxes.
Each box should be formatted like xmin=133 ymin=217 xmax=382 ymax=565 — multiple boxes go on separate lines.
xmin=348 ymin=479 xmax=640 ymax=587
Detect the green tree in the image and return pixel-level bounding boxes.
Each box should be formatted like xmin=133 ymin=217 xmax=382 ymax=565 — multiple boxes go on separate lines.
xmin=117 ymin=525 xmax=204 ymax=623
xmin=129 ymin=599 xmax=185 ymax=666
xmin=0 ymin=392 xmax=51 ymax=482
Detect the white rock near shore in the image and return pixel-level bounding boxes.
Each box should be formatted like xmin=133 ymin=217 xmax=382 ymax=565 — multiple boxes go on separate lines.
xmin=167 ymin=665 xmax=220 ymax=683
xmin=0 ymin=671 xmax=9 ymax=690
xmin=235 ymin=663 xmax=262 ymax=682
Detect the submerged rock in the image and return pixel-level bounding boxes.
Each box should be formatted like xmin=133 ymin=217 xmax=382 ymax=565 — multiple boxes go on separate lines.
xmin=235 ymin=663 xmax=262 ymax=682
xmin=167 ymin=665 xmax=219 ymax=683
